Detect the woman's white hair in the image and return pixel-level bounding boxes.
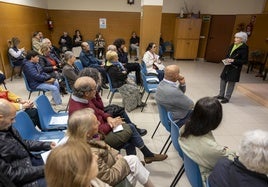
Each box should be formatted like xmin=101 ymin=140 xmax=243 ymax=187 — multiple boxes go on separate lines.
xmin=238 ymin=129 xmax=268 ymax=174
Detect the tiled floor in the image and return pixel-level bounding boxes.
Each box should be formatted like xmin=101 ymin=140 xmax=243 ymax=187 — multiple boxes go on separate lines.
xmin=5 ymin=59 xmax=268 ymax=187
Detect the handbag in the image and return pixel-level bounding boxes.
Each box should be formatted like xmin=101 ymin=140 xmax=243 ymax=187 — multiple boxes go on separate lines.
xmin=104 ymin=104 xmax=125 ymax=118
xmin=104 ymin=123 xmax=133 ymax=149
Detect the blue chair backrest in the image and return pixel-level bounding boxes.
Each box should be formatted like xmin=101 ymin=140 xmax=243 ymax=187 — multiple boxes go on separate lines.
xmin=63 ymin=75 xmax=73 ymax=93
xmin=141 ymin=60 xmax=148 ymax=74
xmin=106 ymin=73 xmax=117 ymax=93
xmin=168 ymin=112 xmax=184 ymax=158
xmin=157 ymin=104 xmax=171 ymax=132
xmin=183 ymin=152 xmax=203 ymax=187
xmin=21 ymin=72 xmax=32 ymax=92
xmin=13 ymin=111 xmax=40 ymax=140
xmin=74 ymin=60 xmax=84 ymax=71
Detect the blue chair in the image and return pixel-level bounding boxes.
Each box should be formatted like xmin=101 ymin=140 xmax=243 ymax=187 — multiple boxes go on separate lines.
xmin=87 ymin=40 xmax=95 ymax=57
xmin=140 ymin=62 xmax=159 ymax=84
xmin=168 ymin=112 xmax=185 ymax=187
xmin=106 ymin=73 xmax=119 ymax=105
xmin=13 ymin=111 xmax=65 ymax=141
xmin=21 ymin=72 xmax=47 ymax=99
xmin=74 ymin=60 xmax=84 ymax=71
xmin=183 ymin=152 xmax=203 ymax=187
xmin=151 ymin=104 xmax=172 ymax=154
xmin=63 ymin=75 xmax=73 ymax=111
xmin=35 ymin=95 xmax=68 ymax=131
xmin=140 ymin=71 xmax=158 ymax=112
xmin=7 ymin=51 xmax=23 ymax=81
xmin=163 ymin=41 xmax=174 ymax=59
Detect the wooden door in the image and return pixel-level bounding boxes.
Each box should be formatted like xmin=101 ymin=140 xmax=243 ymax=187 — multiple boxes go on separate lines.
xmin=205 ymin=15 xmax=235 ymax=63
xmin=175 ymin=39 xmax=199 ymax=59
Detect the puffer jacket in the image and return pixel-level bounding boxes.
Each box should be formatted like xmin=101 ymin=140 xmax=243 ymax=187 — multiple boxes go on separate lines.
xmin=0 ymin=127 xmax=51 ymax=187
xmin=88 ymin=140 xmax=130 ymax=186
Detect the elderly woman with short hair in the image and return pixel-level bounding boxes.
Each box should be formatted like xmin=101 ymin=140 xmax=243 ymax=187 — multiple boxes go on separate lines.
xmin=208 ymin=129 xmax=268 ymax=187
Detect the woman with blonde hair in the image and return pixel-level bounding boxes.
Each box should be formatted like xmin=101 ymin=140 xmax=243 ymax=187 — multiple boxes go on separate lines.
xmin=105 ymin=50 xmax=144 ymax=112
xmin=64 ymin=108 xmax=155 ymax=187
xmin=45 ymin=141 xmax=110 ymax=187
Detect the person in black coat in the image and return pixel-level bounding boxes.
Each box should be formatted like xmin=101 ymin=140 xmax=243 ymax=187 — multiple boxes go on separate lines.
xmin=216 ymin=31 xmax=249 ymax=103
xmin=0 ymin=99 xmax=56 ymax=187
xmin=208 ymin=129 xmax=268 ymax=187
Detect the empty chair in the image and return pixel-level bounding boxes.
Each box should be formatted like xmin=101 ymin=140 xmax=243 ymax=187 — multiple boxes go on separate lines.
xmin=106 ymin=73 xmax=119 ymax=105
xmin=13 ymin=110 xmax=65 ymax=141
xmin=74 ymin=60 xmax=84 ymax=71
xmin=151 ymin=103 xmax=171 ymax=154
xmin=183 ymin=152 xmax=203 ymax=187
xmin=140 ymin=71 xmax=158 ymax=112
xmin=163 ymin=41 xmax=174 ymax=59
xmin=21 ymin=72 xmax=47 ymax=99
xmin=35 ymin=95 xmax=68 ymax=131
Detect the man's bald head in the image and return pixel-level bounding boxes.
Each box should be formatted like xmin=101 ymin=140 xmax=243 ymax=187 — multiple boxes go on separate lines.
xmin=0 ymin=99 xmax=16 ymax=130
xmin=164 ymin=65 xmax=180 ymax=82
xmin=73 ymin=76 xmax=96 ymax=98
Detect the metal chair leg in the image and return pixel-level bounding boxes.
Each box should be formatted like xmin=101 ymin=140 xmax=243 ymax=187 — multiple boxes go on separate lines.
xmin=109 ymin=92 xmax=115 ymax=105
xmin=170 ymin=165 xmax=185 ymax=187
xmin=151 ymin=121 xmax=161 ymax=138
xmin=160 ymin=135 xmax=171 ymax=154
xmin=141 ymin=93 xmax=150 ymax=112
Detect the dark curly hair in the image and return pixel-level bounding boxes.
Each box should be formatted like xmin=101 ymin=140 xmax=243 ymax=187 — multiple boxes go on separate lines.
xmin=113 ymin=38 xmax=125 ymax=49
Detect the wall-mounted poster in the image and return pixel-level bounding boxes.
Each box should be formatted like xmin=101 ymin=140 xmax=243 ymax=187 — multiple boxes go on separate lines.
xmin=99 ymin=18 xmax=106 ymax=29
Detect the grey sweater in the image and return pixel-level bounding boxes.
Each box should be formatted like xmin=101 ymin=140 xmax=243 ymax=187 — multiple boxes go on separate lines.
xmin=155 ymin=80 xmax=194 ymax=121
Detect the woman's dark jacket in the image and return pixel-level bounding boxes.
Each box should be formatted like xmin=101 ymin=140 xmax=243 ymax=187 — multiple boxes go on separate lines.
xmin=0 ymin=127 xmax=51 ymax=187
xmin=106 ymin=65 xmax=127 ymax=88
xmin=208 ymin=157 xmax=268 ymax=187
xmin=39 ymin=55 xmax=59 ymax=79
xmin=220 ymin=43 xmax=248 ymax=82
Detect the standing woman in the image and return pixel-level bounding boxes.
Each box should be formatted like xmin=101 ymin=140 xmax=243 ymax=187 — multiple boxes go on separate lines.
xmin=94 ymin=33 xmax=106 ymax=59
xmin=143 ymin=42 xmax=165 ymax=81
xmin=216 ymin=31 xmax=249 ymax=104
xmin=73 ymin=29 xmax=83 ymax=47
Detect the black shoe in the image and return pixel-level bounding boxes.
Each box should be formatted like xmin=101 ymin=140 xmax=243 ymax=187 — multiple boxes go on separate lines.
xmin=137 ymin=128 xmax=147 ymax=136
xmin=101 ymin=84 xmax=109 ymax=89
xmin=134 ymin=57 xmax=139 ymax=61
xmin=221 ymin=98 xmax=229 ymax=104
xmin=215 ymin=95 xmax=224 ymax=100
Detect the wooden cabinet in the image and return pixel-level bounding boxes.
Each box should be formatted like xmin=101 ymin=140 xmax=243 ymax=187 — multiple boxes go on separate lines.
xmin=173 ymin=18 xmax=202 ymax=59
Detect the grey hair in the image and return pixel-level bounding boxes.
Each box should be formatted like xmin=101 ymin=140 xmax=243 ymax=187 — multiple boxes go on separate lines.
xmin=107 ymin=44 xmax=117 ymax=52
xmin=238 ymin=129 xmax=268 ymax=174
xmin=64 ymin=51 xmax=74 ymax=62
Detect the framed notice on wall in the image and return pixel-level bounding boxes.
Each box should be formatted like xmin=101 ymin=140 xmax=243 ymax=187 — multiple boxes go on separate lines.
xmin=99 ymin=18 xmax=107 ymax=29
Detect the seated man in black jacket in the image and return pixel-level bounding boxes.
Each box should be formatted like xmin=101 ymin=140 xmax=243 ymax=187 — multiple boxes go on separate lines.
xmin=0 ymin=99 xmax=56 ymax=187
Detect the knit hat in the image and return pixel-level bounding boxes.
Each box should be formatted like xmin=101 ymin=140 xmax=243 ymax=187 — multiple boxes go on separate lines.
xmin=235 ymin=31 xmax=248 ymax=43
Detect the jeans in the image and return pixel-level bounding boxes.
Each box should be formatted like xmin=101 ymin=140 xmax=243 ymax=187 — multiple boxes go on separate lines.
xmin=156 ymin=70 xmax=164 ymax=81
xmin=37 ymin=81 xmax=62 ymax=105
xmin=175 ymin=110 xmax=192 ymax=128
xmin=125 ymin=123 xmax=144 ymax=155
xmin=130 ymin=44 xmax=140 ymax=57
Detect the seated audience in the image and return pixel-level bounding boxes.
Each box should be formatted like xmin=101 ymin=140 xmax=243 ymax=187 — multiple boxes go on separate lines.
xmin=7 ymin=37 xmax=25 ymax=66
xmin=62 ymin=51 xmax=79 ymax=90
xmin=65 ymin=108 xmax=155 ymax=187
xmin=0 ymin=85 xmax=40 ymax=128
xmin=155 ymin=65 xmax=194 ymax=125
xmin=143 ymin=42 xmax=165 ymax=81
xmin=129 ymin=32 xmax=140 ymax=61
xmin=80 ymin=41 xmax=108 ymax=89
xmin=23 ymin=50 xmax=63 ymax=110
xmin=42 ymin=38 xmax=62 ymax=64
xmin=0 ymin=99 xmax=55 ymax=187
xmin=73 ymin=29 xmax=83 ymax=47
xmin=58 ymin=31 xmax=73 ymax=52
xmin=105 ymin=50 xmax=144 ymax=112
xmin=45 ymin=140 xmax=110 ymax=187
xmin=78 ymin=67 xmax=147 ymax=136
xmin=179 ymin=97 xmax=235 ymax=186
xmin=113 ymin=39 xmax=141 ymax=85
xmin=32 ymin=31 xmax=42 ymax=53
xmin=68 ymin=76 xmax=167 ymax=163
xmin=208 ymin=129 xmax=268 ymax=187
xmin=94 ymin=33 xmax=106 ymax=59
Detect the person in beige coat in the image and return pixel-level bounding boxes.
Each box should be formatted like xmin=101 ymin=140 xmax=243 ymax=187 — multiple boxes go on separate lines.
xmin=179 ymin=97 xmax=235 ymax=187
xmin=65 ymin=108 xmax=155 ymax=187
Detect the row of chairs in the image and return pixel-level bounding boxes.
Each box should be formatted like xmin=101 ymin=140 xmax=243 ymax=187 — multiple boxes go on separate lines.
xmin=13 ymin=95 xmax=68 ymax=141
xmin=152 ymin=103 xmax=206 ymax=187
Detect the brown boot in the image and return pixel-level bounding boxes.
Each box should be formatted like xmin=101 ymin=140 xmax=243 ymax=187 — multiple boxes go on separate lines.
xmin=144 ymin=154 xmax=168 ymax=164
